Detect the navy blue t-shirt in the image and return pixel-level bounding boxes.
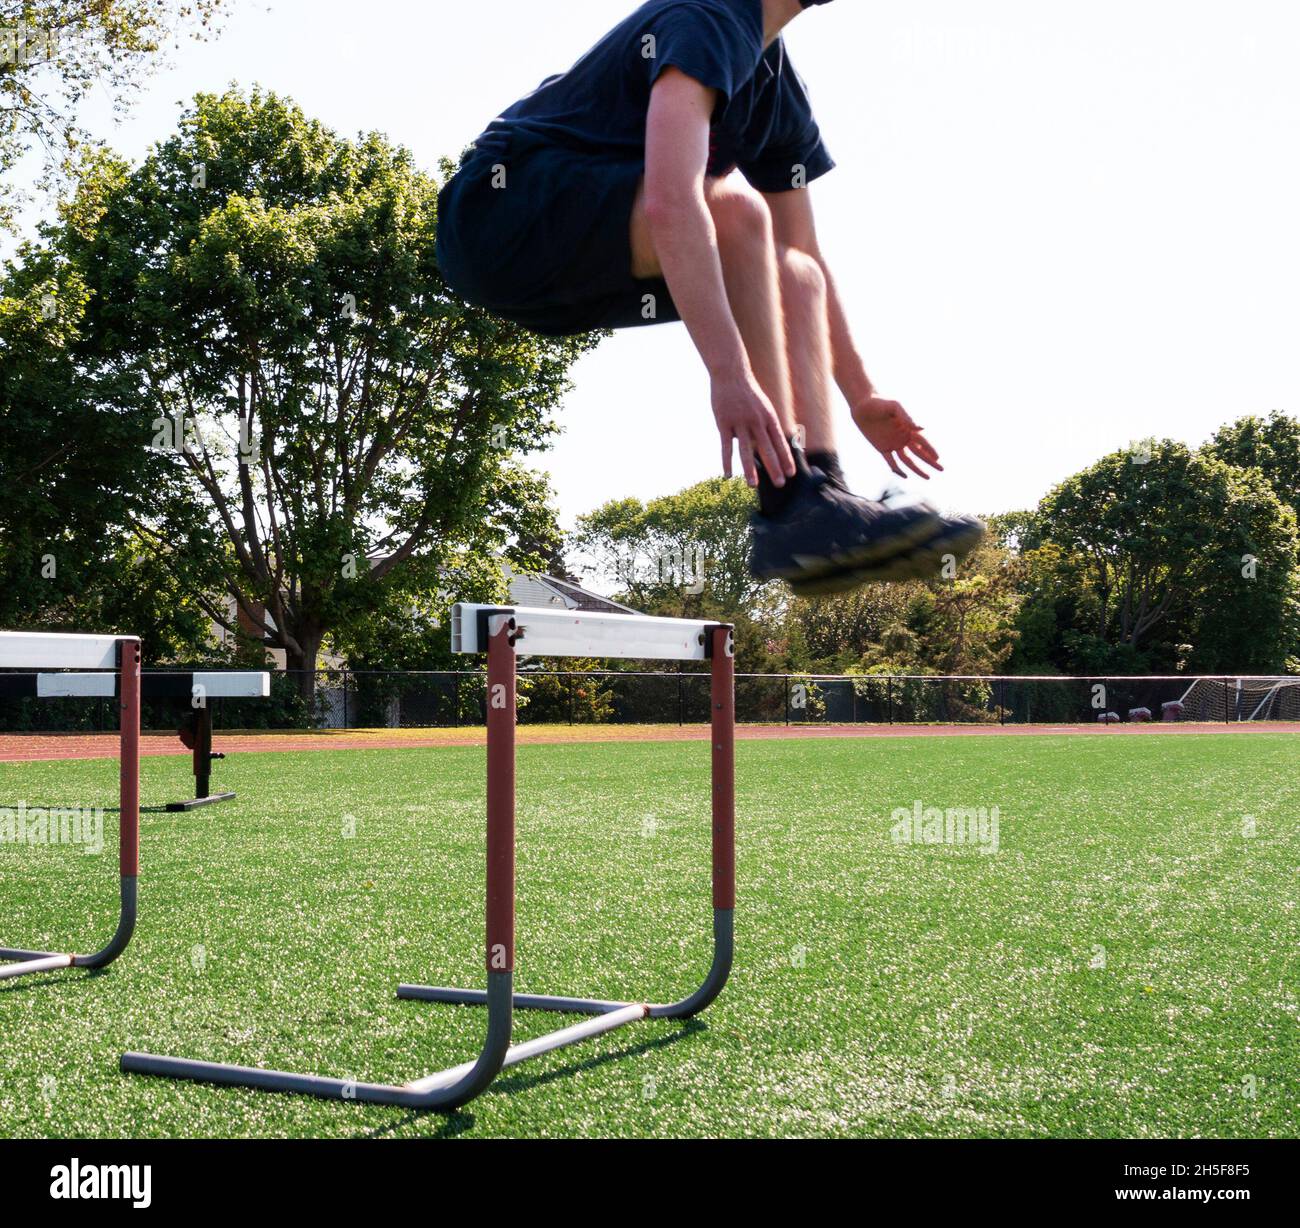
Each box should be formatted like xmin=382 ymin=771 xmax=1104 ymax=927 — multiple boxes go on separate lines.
xmin=479 ymin=0 xmax=834 ymax=193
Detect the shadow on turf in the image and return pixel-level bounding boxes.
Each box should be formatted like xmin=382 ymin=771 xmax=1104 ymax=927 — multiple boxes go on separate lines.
xmin=0 ymin=966 xmax=121 ymax=996
xmin=0 ymin=801 xmax=181 ymax=815
xmin=359 ymin=1020 xmax=706 ymax=1139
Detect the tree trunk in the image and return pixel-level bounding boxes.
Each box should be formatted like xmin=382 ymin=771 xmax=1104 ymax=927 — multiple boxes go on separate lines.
xmin=285 ymin=628 xmax=324 ymax=709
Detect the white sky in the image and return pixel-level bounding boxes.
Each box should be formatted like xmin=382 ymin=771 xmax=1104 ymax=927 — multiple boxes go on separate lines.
xmin=18 ymin=0 xmax=1300 ymax=529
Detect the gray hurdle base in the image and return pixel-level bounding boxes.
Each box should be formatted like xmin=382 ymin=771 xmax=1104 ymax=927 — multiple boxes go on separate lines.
xmin=122 ymin=605 xmax=736 ymax=1111
xmin=0 ymin=670 xmax=269 ymax=810
xmin=0 ymin=632 xmax=142 ymax=983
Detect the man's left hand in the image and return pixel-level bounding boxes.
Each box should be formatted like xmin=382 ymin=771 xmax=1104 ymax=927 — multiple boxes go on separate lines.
xmin=851 ymin=395 xmax=943 ymax=480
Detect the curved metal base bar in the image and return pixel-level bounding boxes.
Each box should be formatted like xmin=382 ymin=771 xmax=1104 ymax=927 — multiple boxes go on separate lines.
xmin=397 ymin=985 xmax=636 ymax=1015
xmin=0 ymin=954 xmax=74 ymax=981
xmin=399 ymin=908 xmax=734 ymax=1022
xmin=122 ymin=972 xmax=516 ymax=1110
xmin=123 ymin=910 xmax=732 ymax=1110
xmin=166 ymin=791 xmax=236 ymax=813
xmin=0 ymin=876 xmax=137 ymax=981
xmin=648 ymin=908 xmax=733 ymax=1019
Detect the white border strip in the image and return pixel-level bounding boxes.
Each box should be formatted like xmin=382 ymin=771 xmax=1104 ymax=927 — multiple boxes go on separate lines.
xmin=188 ymin=672 xmax=271 ymax=699
xmin=36 ymin=674 xmax=115 ymax=698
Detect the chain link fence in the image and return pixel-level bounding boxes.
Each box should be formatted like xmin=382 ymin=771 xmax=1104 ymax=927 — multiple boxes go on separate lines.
xmin=5 ymin=671 xmax=1293 ymax=733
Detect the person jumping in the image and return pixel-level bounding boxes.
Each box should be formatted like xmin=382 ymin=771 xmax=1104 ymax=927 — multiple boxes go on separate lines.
xmin=437 ymin=0 xmax=985 ymax=594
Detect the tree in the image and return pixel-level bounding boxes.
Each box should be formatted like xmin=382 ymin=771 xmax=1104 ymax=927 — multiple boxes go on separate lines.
xmin=1035 ymin=442 xmax=1299 ymax=666
xmin=923 ymin=549 xmax=1022 ymax=676
xmin=1175 ymin=466 xmax=1300 ymax=674
xmin=46 ymin=87 xmax=595 ymax=697
xmin=1002 ymin=541 xmax=1096 ymax=673
xmin=783 ymin=583 xmax=914 ymax=673
xmin=571 ymin=478 xmax=767 ymax=617
xmin=0 ymin=0 xmax=232 ymax=229
xmin=1206 ymin=412 xmax=1300 ymax=521
xmin=0 ymin=241 xmax=154 ymax=630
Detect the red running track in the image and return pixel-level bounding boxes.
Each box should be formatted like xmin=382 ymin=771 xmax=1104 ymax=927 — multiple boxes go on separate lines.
xmin=3 ymin=721 xmax=1300 ymax=764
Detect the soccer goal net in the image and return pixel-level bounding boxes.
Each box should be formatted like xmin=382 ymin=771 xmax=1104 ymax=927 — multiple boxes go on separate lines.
xmin=1175 ymin=676 xmax=1300 ymax=722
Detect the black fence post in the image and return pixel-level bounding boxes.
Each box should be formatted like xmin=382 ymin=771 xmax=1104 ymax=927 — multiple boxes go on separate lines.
xmin=453 ymin=673 xmax=460 ymax=728
xmin=784 ymin=675 xmax=790 ymax=726
xmin=888 ymin=676 xmax=894 ymax=725
xmin=678 ymin=674 xmax=685 ymax=726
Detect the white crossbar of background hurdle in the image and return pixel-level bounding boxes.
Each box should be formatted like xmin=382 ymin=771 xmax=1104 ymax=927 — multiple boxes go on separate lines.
xmin=0 ymin=669 xmax=271 ymax=812
xmin=26 ymin=672 xmax=270 ymax=699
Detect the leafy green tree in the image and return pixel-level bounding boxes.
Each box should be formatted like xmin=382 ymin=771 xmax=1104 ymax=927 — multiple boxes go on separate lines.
xmin=571 ymin=478 xmax=765 ymax=618
xmin=1003 ymin=541 xmax=1095 ymax=673
xmin=43 ymin=87 xmax=592 ymax=697
xmin=783 ymin=583 xmax=914 ymax=673
xmin=0 ymin=245 xmax=158 ymax=630
xmin=987 ymin=508 xmax=1043 ymax=553
xmin=1173 ymin=466 xmax=1300 ymax=674
xmin=1035 ymin=442 xmax=1298 ymax=663
xmin=1206 ymin=412 xmax=1300 ymax=521
xmin=0 ymin=0 xmax=232 ymax=230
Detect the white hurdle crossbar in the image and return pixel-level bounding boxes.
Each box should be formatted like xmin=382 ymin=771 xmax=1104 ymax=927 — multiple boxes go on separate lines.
xmin=0 ymin=632 xmax=123 ymax=672
xmin=1 ymin=671 xmax=269 ymax=701
xmin=450 ymin=603 xmax=713 ymax=661
xmin=122 ymin=604 xmax=736 ymax=1111
xmin=0 ymin=631 xmax=142 ymax=982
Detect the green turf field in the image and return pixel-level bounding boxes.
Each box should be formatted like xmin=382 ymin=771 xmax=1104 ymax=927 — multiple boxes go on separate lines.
xmin=1 ymin=733 xmax=1296 ymax=1138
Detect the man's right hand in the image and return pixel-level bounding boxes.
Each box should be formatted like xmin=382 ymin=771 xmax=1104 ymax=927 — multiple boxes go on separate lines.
xmin=712 ymin=373 xmax=796 ymax=488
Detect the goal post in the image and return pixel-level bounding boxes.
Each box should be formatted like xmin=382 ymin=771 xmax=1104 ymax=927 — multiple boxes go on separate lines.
xmin=1174 ymin=675 xmax=1300 ymax=723
xmin=122 ymin=605 xmax=736 ymax=1110
xmin=0 ymin=632 xmax=141 ymax=981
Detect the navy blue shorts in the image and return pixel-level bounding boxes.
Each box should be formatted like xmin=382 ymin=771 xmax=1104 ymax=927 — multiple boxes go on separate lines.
xmin=436 ymin=131 xmax=681 ymax=337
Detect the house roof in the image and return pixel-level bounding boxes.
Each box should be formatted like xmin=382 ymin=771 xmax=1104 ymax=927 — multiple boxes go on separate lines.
xmin=504 ymin=566 xmax=642 ymax=616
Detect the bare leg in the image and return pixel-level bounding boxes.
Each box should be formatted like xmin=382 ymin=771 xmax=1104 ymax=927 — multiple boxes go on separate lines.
xmin=776 ymin=246 xmax=836 ymax=455
xmin=702 ymin=180 xmax=797 ymax=439
xmin=631 ymin=178 xmax=834 ymax=452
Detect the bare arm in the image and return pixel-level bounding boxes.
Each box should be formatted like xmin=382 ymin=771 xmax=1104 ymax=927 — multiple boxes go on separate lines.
xmin=764 ymin=188 xmax=944 ymax=480
xmin=643 ymin=68 xmax=793 ymax=486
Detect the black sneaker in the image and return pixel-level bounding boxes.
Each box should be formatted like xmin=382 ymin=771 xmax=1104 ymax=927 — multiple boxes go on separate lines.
xmin=787 ymin=511 xmax=987 ymax=596
xmin=748 ymin=476 xmax=942 ymax=583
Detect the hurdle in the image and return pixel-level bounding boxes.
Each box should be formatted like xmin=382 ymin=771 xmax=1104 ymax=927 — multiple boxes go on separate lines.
xmin=0 ymin=631 xmax=141 ymax=982
xmin=0 ymin=671 xmax=270 ymax=810
xmin=122 ymin=604 xmax=735 ymax=1110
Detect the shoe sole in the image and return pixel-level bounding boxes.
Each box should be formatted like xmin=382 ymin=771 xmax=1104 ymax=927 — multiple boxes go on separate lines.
xmin=757 ymin=509 xmax=943 ymax=583
xmin=788 ymin=519 xmax=987 ymax=597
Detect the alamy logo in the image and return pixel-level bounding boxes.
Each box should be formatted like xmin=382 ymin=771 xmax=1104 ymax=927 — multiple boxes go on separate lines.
xmin=890 ymin=799 xmax=1000 ymax=854
xmin=0 ymin=802 xmax=104 ymax=853
xmin=50 ymin=1159 xmax=152 ymax=1209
